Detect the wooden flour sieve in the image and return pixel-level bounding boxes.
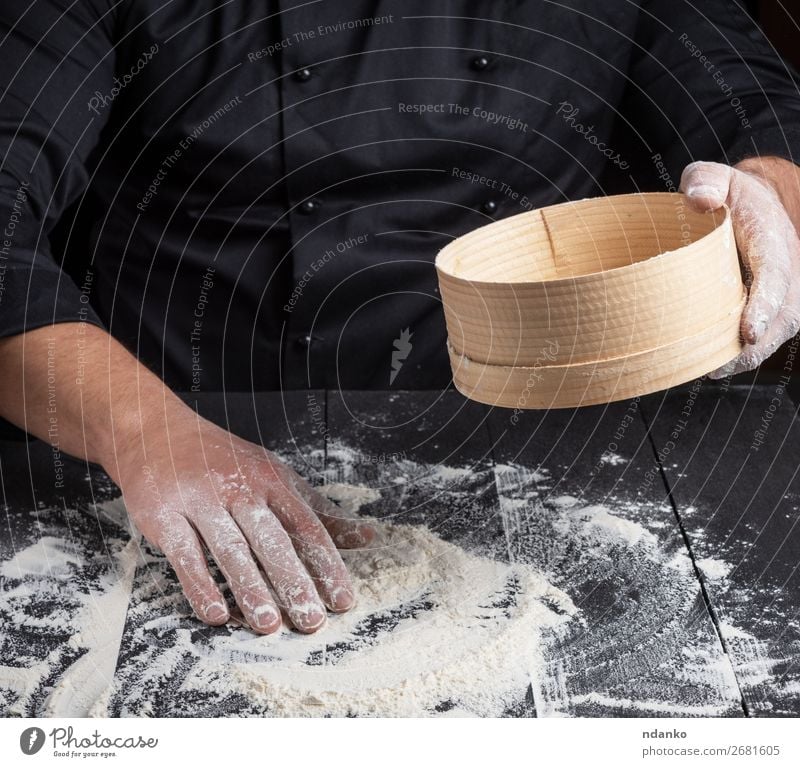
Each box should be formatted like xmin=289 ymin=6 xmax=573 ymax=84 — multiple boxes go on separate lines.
xmin=436 ymin=192 xmax=745 ymax=409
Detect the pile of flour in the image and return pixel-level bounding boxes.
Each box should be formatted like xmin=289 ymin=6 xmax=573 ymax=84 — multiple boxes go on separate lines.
xmin=205 ymin=482 xmax=577 ymax=716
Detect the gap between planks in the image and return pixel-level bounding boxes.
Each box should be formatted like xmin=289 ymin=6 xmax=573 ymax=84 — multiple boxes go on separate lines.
xmin=637 ymin=400 xmax=751 ymax=717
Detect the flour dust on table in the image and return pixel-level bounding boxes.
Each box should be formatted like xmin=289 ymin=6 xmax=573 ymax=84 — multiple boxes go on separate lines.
xmin=0 ymin=499 xmax=136 ymax=716
xmin=491 ymin=464 xmax=745 ymax=716
xmin=173 ymin=501 xmax=575 ymax=717
xmin=98 ymin=467 xmax=579 ymax=717
xmin=1 ymin=442 xmax=755 ymax=716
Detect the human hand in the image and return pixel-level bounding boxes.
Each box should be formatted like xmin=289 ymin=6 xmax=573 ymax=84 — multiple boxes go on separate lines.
xmin=110 ymin=401 xmax=374 ymax=634
xmin=680 ymin=159 xmax=800 ymax=376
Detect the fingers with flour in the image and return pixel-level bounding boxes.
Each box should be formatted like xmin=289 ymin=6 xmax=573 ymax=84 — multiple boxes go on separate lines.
xmin=710 ymin=276 xmax=800 ymax=377
xmin=262 ymin=478 xmax=357 ymax=614
xmin=728 ymin=172 xmax=793 ymax=345
xmin=191 ymin=509 xmax=282 ymax=634
xmin=288 ymin=468 xmax=376 ymax=549
xmin=150 ymin=513 xmax=229 ymax=626
xmin=681 ymin=160 xmax=731 ymax=210
xmin=681 ymin=160 xmax=798 ymax=362
xmin=229 ymin=498 xmax=328 ymax=632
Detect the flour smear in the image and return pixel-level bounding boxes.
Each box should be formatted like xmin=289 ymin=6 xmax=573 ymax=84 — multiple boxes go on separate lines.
xmin=2 ymin=441 xmax=771 ymax=717
xmin=98 ymin=480 xmax=577 ymax=717
xmin=223 ymin=485 xmax=577 ymax=716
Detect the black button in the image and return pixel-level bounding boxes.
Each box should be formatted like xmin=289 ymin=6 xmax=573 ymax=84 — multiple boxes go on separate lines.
xmin=298 ymin=199 xmax=319 ymax=214
xmin=294 ymin=67 xmax=313 ymax=82
xmin=471 ymin=56 xmax=491 ymax=71
xmin=295 ymin=333 xmax=321 ymax=348
xmin=482 ymin=200 xmax=498 ymax=214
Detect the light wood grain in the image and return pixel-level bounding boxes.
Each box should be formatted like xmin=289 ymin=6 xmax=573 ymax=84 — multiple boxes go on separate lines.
xmin=436 ymin=193 xmax=745 ymax=408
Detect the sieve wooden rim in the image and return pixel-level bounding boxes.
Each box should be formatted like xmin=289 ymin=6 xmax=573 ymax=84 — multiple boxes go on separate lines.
xmin=436 ymin=192 xmax=745 ymax=409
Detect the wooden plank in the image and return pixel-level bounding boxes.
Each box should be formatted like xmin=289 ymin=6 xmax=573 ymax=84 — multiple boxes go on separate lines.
xmin=101 ymin=391 xmax=326 ymax=715
xmin=640 ymin=383 xmax=800 ymax=716
xmin=487 ymin=400 xmax=744 ymax=717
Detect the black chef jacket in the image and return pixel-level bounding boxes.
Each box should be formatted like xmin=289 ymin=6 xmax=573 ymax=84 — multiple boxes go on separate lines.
xmin=2 ymin=1 xmax=800 ymax=392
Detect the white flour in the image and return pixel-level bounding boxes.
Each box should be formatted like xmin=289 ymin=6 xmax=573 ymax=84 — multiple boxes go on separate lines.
xmin=0 ymin=501 xmax=137 ymax=716
xmin=0 ymin=537 xmax=83 ymax=578
xmin=696 ymin=558 xmax=732 ymax=580
xmin=3 ymin=442 xmax=782 ymax=717
xmin=224 ymin=503 xmax=577 ymax=716
xmin=95 ymin=482 xmax=578 ymax=717
xmin=600 ymin=453 xmax=628 ymax=466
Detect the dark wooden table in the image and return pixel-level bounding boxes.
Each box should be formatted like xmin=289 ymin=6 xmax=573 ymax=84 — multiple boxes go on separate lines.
xmin=1 ymin=385 xmax=798 ymax=717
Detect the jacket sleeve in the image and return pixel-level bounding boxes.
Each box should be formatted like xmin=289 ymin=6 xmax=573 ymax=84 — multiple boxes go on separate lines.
xmin=624 ymin=0 xmax=800 ymax=178
xmin=0 ymin=0 xmax=118 ymax=338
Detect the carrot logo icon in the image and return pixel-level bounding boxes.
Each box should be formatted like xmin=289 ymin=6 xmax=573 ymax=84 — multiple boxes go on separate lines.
xmin=19 ymin=727 xmax=45 ymax=755
xmin=389 ymin=327 xmax=413 ymax=385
